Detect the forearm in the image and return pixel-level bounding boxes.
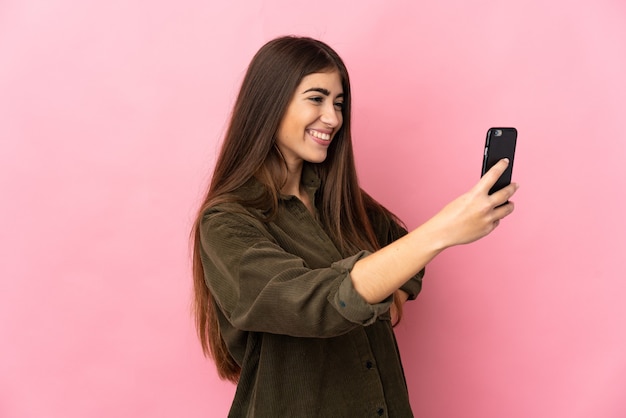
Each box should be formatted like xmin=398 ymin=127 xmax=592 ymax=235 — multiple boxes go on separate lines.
xmin=351 ymin=159 xmax=519 ymax=305
xmin=350 ymin=219 xmax=445 ymax=304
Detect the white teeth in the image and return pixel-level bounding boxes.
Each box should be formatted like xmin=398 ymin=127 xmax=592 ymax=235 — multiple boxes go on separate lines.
xmin=309 ymin=130 xmax=331 ymax=141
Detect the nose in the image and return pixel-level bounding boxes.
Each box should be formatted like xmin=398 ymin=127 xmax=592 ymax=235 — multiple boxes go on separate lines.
xmin=320 ymin=103 xmax=341 ymax=128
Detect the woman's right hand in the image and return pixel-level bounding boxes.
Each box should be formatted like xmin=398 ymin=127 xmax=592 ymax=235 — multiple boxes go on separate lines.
xmin=351 ymin=158 xmax=519 ymax=304
xmin=426 ymin=158 xmax=519 ymax=250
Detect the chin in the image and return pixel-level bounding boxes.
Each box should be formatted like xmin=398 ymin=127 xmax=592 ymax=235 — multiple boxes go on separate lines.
xmin=306 ymin=153 xmax=329 ymax=164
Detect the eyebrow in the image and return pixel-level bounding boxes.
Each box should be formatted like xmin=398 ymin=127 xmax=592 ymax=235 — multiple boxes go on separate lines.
xmin=302 ymin=87 xmax=344 ymax=98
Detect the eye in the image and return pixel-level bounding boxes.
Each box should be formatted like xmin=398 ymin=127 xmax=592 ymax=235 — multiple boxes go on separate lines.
xmin=308 ymin=96 xmax=324 ymax=104
xmin=334 ymin=101 xmax=344 ymax=111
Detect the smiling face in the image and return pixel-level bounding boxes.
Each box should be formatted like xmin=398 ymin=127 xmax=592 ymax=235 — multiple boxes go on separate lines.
xmin=275 ymin=70 xmax=344 ymax=170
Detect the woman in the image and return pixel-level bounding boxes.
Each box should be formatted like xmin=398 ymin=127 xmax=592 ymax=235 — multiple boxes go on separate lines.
xmin=191 ymin=36 xmax=517 ymax=417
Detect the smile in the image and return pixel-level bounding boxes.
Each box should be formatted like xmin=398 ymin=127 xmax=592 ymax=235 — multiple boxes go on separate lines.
xmin=307 ymin=129 xmax=331 ymax=141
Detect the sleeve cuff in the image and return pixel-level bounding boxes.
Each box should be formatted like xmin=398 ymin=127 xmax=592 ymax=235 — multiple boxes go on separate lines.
xmin=328 ymin=251 xmax=394 ymax=326
xmin=400 ymin=267 xmax=425 ymax=300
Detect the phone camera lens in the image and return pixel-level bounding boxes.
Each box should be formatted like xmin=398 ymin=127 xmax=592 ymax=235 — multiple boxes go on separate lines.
xmin=494 ymin=129 xmax=502 ymax=137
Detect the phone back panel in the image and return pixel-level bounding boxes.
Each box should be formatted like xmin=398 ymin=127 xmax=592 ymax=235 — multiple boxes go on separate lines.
xmin=482 ymin=127 xmax=517 ymax=195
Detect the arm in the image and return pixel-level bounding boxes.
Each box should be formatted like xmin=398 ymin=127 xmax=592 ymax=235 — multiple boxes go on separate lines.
xmin=200 ymin=208 xmax=394 ymax=338
xmin=351 ymin=159 xmax=519 ymax=304
xmin=366 ymin=202 xmax=423 ymax=321
xmin=367 ymin=201 xmax=424 ymax=301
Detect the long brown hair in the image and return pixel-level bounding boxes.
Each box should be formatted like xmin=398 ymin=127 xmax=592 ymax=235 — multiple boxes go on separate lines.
xmin=191 ymin=36 xmax=404 ymax=383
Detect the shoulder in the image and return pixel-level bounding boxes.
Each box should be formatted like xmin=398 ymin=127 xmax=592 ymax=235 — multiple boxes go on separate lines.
xmin=202 ymin=176 xmax=269 ymax=225
xmin=199 ymin=202 xmax=280 ymax=260
xmin=201 ymin=201 xmax=263 ymax=230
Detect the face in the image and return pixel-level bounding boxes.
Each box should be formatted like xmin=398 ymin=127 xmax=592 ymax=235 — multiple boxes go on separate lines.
xmin=275 ymin=70 xmax=344 ymax=169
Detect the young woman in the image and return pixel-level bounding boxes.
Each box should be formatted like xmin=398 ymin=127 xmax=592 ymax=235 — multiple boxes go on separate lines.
xmin=191 ymin=36 xmax=517 ymax=417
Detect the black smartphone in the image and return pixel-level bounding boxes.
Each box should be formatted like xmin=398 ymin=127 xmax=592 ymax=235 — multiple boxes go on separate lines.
xmin=481 ymin=127 xmax=517 ymax=195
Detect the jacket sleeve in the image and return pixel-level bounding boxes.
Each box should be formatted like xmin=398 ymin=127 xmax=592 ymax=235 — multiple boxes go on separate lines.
xmin=199 ymin=207 xmax=394 ymax=338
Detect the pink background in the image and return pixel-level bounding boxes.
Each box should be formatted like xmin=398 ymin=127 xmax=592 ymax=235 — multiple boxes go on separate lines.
xmin=1 ymin=1 xmax=625 ymax=417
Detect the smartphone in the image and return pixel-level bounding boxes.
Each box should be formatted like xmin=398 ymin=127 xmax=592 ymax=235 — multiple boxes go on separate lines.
xmin=481 ymin=127 xmax=517 ymax=195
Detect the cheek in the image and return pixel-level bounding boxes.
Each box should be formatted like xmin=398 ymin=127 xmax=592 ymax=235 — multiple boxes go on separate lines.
xmin=279 ymin=108 xmax=305 ymax=133
xmin=276 ymin=111 xmax=297 ymax=140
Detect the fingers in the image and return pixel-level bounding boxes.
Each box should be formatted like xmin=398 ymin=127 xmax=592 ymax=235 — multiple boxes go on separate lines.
xmin=487 ymin=181 xmax=517 ymax=228
xmin=477 ymin=158 xmax=510 ymax=193
xmin=437 ymin=163 xmax=518 ymax=246
xmin=493 ymin=200 xmax=515 ymax=221
xmin=490 ymin=182 xmax=519 ymax=207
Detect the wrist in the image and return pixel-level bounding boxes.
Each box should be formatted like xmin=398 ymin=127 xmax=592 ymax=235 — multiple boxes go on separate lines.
xmin=409 ymin=218 xmax=450 ymax=255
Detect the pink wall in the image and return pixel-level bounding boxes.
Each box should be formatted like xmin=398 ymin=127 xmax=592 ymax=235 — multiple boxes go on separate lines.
xmin=1 ymin=1 xmax=625 ymax=417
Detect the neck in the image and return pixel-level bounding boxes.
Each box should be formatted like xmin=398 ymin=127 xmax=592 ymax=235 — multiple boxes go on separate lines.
xmin=280 ymin=161 xmax=314 ymax=213
xmin=281 ymin=160 xmax=303 ymax=197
